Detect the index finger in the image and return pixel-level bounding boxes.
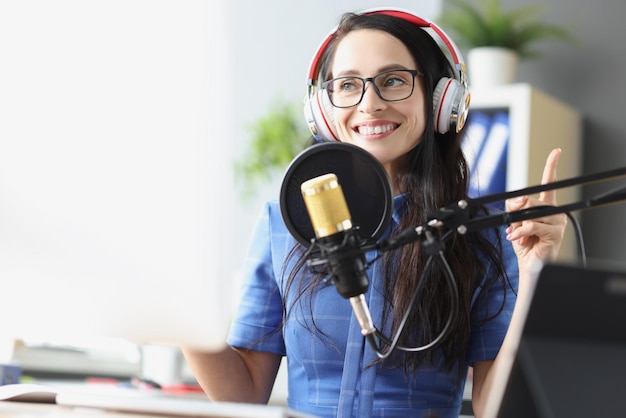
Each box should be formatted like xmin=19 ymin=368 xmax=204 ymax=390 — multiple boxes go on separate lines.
xmin=539 ymin=148 xmax=562 ymax=204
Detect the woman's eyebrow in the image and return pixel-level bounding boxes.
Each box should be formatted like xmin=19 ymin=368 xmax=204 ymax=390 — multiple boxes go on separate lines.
xmin=333 ymin=64 xmax=413 ymax=78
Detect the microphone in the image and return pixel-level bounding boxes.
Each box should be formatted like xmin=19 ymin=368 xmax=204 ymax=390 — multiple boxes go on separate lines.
xmin=300 ymin=173 xmax=376 ymax=336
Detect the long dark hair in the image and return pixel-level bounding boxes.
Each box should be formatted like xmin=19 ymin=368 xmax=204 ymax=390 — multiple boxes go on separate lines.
xmin=283 ymin=12 xmax=508 ymax=374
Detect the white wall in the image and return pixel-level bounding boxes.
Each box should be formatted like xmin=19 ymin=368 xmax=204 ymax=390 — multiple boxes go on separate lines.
xmin=0 ymin=0 xmax=234 ymax=348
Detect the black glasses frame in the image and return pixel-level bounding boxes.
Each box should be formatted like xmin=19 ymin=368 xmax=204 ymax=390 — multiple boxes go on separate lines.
xmin=322 ymin=69 xmax=423 ymax=109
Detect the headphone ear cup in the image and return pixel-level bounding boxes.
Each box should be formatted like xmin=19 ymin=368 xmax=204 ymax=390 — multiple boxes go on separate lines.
xmin=433 ymin=77 xmax=458 ymax=134
xmin=433 ymin=77 xmax=470 ymax=134
xmin=303 ymin=89 xmax=339 ymax=142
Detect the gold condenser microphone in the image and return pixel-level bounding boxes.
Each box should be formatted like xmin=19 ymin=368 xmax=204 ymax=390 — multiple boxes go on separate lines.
xmin=300 ymin=173 xmax=375 ymax=336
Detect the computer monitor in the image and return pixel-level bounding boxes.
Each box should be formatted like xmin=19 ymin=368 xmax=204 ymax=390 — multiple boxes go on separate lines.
xmin=484 ymin=263 xmax=626 ymax=418
xmin=0 ymin=1 xmax=235 ymax=352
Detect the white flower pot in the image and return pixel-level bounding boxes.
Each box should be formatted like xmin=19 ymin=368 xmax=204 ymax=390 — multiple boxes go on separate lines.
xmin=467 ymin=47 xmax=519 ymax=88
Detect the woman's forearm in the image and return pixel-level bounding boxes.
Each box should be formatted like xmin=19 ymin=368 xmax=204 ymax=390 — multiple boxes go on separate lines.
xmin=181 ymin=345 xmax=282 ymax=404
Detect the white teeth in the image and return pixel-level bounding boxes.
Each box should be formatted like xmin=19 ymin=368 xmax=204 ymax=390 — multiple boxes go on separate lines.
xmin=357 ymin=124 xmax=395 ymax=135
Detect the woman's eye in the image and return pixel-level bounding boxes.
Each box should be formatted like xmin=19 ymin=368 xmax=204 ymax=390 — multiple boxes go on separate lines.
xmin=340 ymin=80 xmax=358 ymax=91
xmin=383 ymin=77 xmax=405 ymax=87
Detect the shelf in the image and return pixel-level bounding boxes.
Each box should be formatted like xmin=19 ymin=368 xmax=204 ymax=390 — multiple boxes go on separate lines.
xmin=468 ymin=83 xmax=583 ymax=263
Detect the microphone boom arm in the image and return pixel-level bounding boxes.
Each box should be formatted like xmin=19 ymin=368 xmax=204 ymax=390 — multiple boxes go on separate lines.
xmin=381 ymin=165 xmax=626 ymax=251
xmin=468 ymin=166 xmax=626 ymax=207
xmin=460 ymin=184 xmax=626 ymax=234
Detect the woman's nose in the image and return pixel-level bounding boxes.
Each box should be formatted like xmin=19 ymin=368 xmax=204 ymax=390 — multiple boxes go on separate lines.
xmin=357 ymin=82 xmax=385 ymax=113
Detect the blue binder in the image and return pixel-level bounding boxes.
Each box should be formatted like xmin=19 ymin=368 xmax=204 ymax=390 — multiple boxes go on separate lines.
xmin=462 ymin=110 xmax=510 ymax=209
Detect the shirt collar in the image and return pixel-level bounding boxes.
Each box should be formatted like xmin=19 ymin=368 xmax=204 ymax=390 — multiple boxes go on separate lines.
xmin=392 ymin=193 xmax=407 ymax=226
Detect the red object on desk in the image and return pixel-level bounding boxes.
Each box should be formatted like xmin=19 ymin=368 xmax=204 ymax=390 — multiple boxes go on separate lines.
xmin=160 ymin=384 xmax=205 ymax=395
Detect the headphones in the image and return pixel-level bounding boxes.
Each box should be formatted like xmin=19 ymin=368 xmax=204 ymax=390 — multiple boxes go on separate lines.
xmin=303 ymin=8 xmax=471 ymax=142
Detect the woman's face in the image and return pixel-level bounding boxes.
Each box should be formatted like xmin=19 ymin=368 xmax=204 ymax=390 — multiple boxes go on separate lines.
xmin=330 ymin=29 xmax=427 ymax=182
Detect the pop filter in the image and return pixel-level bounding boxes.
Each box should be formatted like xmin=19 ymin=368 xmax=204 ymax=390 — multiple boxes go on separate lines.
xmin=279 ymin=142 xmax=393 ymax=247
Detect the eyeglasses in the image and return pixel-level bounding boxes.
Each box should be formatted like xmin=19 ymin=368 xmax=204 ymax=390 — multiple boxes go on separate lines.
xmin=322 ymin=69 xmax=423 ymax=108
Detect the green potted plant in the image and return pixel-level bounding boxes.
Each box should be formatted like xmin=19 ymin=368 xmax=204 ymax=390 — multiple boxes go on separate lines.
xmin=234 ymin=99 xmax=309 ymax=200
xmin=439 ymin=0 xmax=576 ymax=87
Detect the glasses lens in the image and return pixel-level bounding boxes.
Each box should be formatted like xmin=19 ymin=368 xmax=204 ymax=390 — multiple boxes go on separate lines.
xmin=327 ymin=77 xmax=364 ymax=108
xmin=326 ymin=70 xmax=416 ymax=108
xmin=374 ymin=70 xmax=415 ymax=101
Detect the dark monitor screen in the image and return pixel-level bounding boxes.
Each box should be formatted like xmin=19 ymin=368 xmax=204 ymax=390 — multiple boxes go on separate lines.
xmin=487 ymin=263 xmax=626 ymax=418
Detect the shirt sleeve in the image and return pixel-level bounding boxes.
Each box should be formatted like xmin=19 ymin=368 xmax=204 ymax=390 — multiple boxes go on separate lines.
xmin=227 ymin=202 xmax=287 ymax=355
xmin=466 ymin=225 xmax=519 ymax=365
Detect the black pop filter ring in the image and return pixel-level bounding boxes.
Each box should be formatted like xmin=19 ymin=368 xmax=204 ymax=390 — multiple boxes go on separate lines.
xmin=279 ymin=142 xmax=393 ymax=247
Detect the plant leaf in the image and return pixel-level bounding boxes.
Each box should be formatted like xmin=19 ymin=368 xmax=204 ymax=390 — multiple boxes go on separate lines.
xmin=439 ymin=0 xmax=576 ymax=58
xmin=234 ymin=100 xmax=309 ymax=200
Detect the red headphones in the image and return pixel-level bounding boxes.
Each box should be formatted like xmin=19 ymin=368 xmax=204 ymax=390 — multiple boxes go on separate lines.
xmin=303 ymin=7 xmax=471 ymax=142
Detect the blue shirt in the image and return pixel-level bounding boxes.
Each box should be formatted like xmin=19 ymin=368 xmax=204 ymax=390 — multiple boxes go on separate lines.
xmin=228 ymin=195 xmax=518 ymax=418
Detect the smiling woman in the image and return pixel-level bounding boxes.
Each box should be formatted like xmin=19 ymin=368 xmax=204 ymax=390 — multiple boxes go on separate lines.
xmin=182 ymin=8 xmax=568 ymax=418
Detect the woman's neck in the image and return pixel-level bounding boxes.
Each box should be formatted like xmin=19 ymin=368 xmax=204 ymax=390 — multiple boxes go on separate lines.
xmin=383 ymin=160 xmax=406 ymax=196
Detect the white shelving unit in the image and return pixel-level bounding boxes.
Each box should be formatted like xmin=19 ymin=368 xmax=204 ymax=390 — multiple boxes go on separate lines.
xmin=468 ymin=83 xmax=583 ymax=263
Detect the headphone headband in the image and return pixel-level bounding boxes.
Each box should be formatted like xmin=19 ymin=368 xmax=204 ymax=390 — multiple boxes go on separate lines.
xmin=306 ymin=8 xmax=467 ymax=89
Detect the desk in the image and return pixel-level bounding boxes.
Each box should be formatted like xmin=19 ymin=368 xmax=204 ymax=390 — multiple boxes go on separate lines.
xmin=0 ymin=401 xmax=163 ymax=417
xmin=0 ymin=381 xmax=312 ymax=418
xmin=0 ymin=394 xmax=313 ymax=418
xmin=1 ymin=399 xmax=313 ymax=418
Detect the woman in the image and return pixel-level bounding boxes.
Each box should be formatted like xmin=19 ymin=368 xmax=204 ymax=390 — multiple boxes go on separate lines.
xmin=183 ymin=9 xmax=566 ymax=418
